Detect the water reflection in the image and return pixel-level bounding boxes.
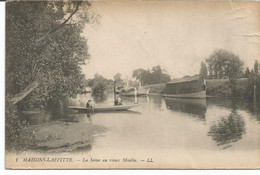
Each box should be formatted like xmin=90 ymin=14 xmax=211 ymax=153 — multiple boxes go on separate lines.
xmin=87 ymin=112 xmax=92 ymax=119
xmin=19 ymin=111 xmax=52 ymax=125
xmin=19 ymin=93 xmax=260 ymax=152
xmin=207 ymin=98 xmax=260 ymax=121
xmin=92 ymin=93 xmax=108 ymax=104
xmin=165 ymin=98 xmax=206 ymax=119
xmin=151 ymin=95 xmax=163 ymax=107
xmin=252 ymin=99 xmax=260 ymax=121
xmin=69 ymin=113 xmax=93 ymax=124
xmin=207 ymin=109 xmax=246 ymax=148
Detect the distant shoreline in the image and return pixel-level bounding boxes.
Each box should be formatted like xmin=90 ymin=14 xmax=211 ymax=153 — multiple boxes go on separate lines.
xmin=134 ymin=78 xmax=249 ymax=98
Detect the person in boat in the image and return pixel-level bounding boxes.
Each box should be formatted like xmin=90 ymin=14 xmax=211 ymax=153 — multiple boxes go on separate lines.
xmin=114 ymin=96 xmax=122 ymax=105
xmin=118 ymin=97 xmax=122 ymax=105
xmin=86 ymin=100 xmax=93 ymax=109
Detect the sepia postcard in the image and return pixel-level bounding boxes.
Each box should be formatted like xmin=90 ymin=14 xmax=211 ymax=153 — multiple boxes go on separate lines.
xmin=5 ymin=0 xmax=260 ymax=169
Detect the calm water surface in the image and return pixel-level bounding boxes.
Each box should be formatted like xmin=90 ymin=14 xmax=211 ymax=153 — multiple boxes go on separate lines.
xmin=67 ymin=93 xmax=260 ymax=153
xmin=21 ymin=93 xmax=260 ymax=154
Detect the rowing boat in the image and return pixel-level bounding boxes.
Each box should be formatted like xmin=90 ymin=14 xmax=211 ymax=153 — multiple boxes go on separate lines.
xmin=68 ymin=104 xmax=140 ymax=113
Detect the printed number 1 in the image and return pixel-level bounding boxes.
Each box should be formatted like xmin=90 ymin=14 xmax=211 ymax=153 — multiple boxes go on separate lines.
xmin=16 ymin=158 xmax=18 ymax=162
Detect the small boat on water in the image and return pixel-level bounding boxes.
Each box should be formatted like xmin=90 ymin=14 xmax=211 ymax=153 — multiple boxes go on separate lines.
xmin=68 ymin=104 xmax=140 ymax=113
xmin=70 ymin=81 xmax=140 ymax=113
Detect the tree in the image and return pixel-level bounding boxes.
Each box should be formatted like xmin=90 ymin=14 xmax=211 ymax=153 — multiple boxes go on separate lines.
xmin=245 ymin=67 xmax=250 ymax=78
xmin=132 ymin=68 xmax=147 ymax=86
xmin=6 ymin=1 xmax=95 ymax=150
xmin=151 ymin=65 xmax=171 ymax=84
xmin=206 ymin=49 xmax=244 ymax=80
xmin=6 ymin=1 xmax=93 ymax=110
xmin=252 ymin=60 xmax=260 ymax=99
xmin=132 ymin=66 xmax=171 ymax=85
xmin=113 ymin=73 xmax=124 ymax=87
xmin=199 ymin=61 xmax=208 ymax=79
xmin=150 ymin=65 xmax=162 ymax=83
xmin=91 ymin=74 xmax=110 ymax=95
xmin=206 ymin=49 xmax=244 ymax=97
xmin=254 ymin=60 xmax=259 ymax=74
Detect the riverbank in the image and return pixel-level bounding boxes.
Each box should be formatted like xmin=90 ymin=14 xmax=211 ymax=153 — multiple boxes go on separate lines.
xmin=206 ymin=78 xmax=248 ymax=97
xmin=29 ymin=120 xmax=106 ymax=153
xmin=138 ymin=78 xmax=249 ymax=98
xmin=138 ymin=83 xmax=165 ymax=94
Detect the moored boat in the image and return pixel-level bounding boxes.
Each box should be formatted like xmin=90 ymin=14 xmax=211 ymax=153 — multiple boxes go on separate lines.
xmin=164 ymin=75 xmax=206 ymax=99
xmin=165 ymin=97 xmax=206 ymax=118
xmin=163 ymin=90 xmax=206 ymax=98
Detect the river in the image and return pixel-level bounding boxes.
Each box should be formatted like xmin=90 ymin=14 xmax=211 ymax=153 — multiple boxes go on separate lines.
xmin=68 ymin=93 xmax=260 ymax=150
xmin=14 ymin=93 xmax=260 ymax=168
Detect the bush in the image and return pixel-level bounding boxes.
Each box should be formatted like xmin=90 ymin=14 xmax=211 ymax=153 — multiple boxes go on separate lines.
xmin=206 ymin=78 xmax=249 ymax=98
xmin=5 ymin=97 xmax=36 ymax=151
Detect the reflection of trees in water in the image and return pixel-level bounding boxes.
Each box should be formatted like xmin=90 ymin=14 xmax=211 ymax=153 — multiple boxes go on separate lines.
xmin=92 ymin=93 xmax=108 ymax=103
xmin=208 ymin=110 xmax=246 ymax=147
xmin=19 ymin=111 xmax=52 ymax=125
xmin=151 ymin=96 xmax=163 ymax=108
xmin=252 ymin=99 xmax=260 ymax=121
xmin=207 ymin=98 xmax=260 ymax=121
xmin=165 ymin=98 xmax=206 ymax=119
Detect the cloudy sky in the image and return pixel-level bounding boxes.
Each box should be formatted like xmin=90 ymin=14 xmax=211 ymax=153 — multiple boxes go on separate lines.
xmin=82 ymin=0 xmax=260 ymax=79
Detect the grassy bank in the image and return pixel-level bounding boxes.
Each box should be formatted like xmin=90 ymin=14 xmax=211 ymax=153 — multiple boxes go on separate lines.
xmin=206 ymin=78 xmax=249 ymax=97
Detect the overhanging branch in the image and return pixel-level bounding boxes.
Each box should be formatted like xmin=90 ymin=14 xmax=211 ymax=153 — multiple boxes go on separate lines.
xmin=35 ymin=2 xmax=80 ymax=44
xmin=10 ymin=81 xmax=39 ymax=105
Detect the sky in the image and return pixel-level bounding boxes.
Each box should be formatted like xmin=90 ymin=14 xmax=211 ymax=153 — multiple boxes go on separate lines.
xmin=82 ymin=0 xmax=260 ymax=79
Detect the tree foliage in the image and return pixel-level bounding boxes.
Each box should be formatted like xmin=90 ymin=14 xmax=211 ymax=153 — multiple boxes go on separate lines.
xmin=6 ymin=97 xmax=36 ymax=150
xmin=6 ymin=1 xmax=93 ymax=110
xmin=113 ymin=73 xmax=124 ymax=87
xmin=91 ymin=74 xmax=112 ymax=95
xmin=6 ymin=1 xmax=95 ymax=150
xmin=132 ymin=65 xmax=171 ymax=86
xmin=250 ymin=60 xmax=260 ymax=99
xmin=254 ymin=60 xmax=259 ymax=74
xmin=206 ymin=49 xmax=244 ymax=80
xmin=132 ymin=68 xmax=147 ymax=86
xmin=244 ymin=67 xmax=250 ymax=78
xmin=199 ymin=61 xmax=208 ymax=79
